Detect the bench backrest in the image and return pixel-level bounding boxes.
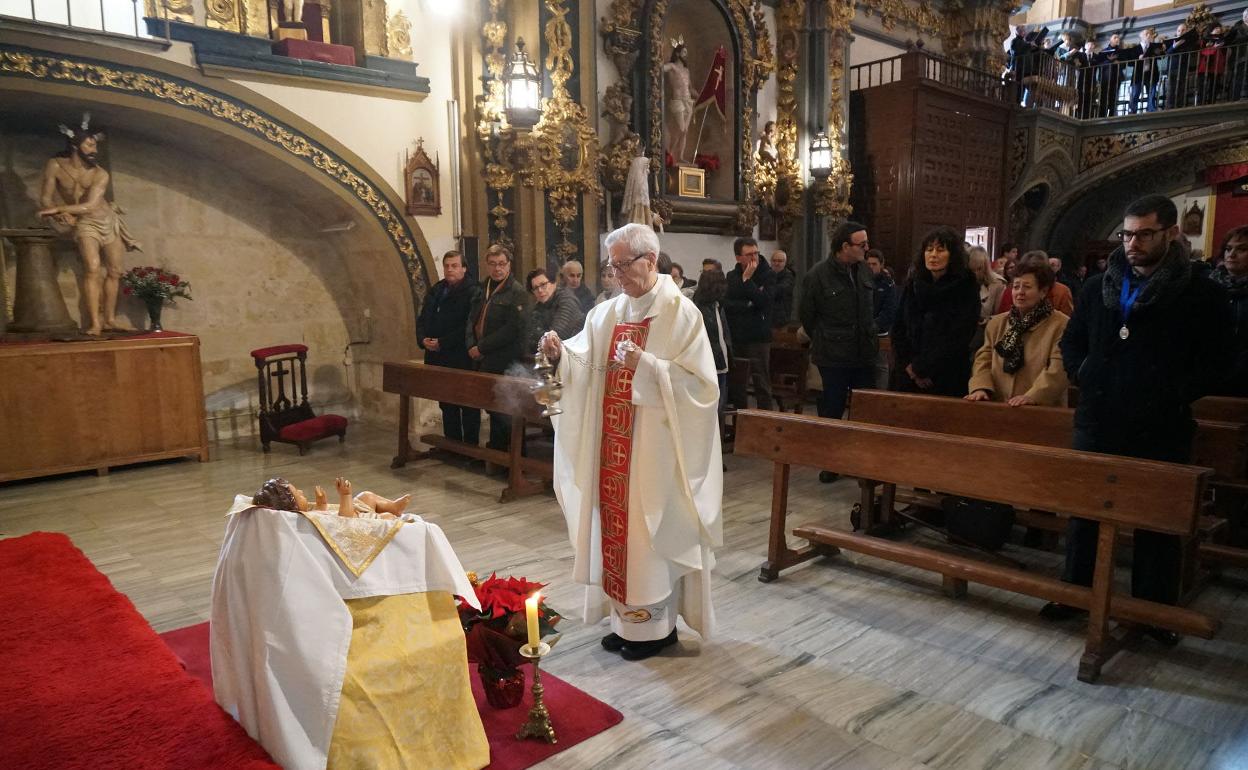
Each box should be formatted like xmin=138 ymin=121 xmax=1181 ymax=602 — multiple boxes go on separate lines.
xmin=734 ymin=409 xmax=1210 ymax=536
xmin=382 ymin=362 xmax=547 ymax=421
xmin=1192 ymin=396 xmax=1248 ymax=425
xmin=847 ymin=389 xmax=1245 ymax=482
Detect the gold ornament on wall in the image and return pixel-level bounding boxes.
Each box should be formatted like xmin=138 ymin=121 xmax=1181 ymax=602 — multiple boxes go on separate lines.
xmin=145 ymin=0 xmax=194 ymax=24
xmin=388 ymin=10 xmax=413 ymax=61
xmin=517 ymin=0 xmax=603 ymax=261
xmin=475 ymin=0 xmax=514 ymax=250
xmin=816 ymin=0 xmax=854 ymax=222
xmin=774 ymin=0 xmax=806 ymax=247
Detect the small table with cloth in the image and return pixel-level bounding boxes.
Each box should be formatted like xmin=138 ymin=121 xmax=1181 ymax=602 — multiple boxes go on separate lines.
xmin=211 ymin=496 xmax=488 ymax=770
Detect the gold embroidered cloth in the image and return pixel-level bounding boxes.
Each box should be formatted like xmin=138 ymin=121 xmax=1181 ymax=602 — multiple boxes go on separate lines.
xmin=327 ymin=592 xmax=489 ymax=770
xmin=300 ymin=510 xmax=405 ymax=577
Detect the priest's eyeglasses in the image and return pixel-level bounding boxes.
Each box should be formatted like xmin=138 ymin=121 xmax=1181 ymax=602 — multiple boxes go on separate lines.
xmin=1117 ymin=228 xmax=1161 ymax=243
xmin=602 ymin=252 xmax=650 ymax=275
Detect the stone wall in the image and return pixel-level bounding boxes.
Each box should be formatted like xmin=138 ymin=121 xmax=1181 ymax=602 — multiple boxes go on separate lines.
xmin=0 ymin=127 xmax=413 ymax=440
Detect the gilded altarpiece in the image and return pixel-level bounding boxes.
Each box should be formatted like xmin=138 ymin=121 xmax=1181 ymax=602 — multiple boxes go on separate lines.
xmin=600 ymin=0 xmax=773 ymax=236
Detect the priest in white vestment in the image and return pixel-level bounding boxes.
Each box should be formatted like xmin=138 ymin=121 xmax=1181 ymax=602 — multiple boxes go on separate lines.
xmin=541 ymin=223 xmax=723 ymax=661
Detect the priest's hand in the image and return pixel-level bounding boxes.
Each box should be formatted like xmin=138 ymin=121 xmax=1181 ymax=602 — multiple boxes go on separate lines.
xmin=614 ymin=340 xmax=641 ymax=371
xmin=540 ymin=331 xmax=562 ymax=360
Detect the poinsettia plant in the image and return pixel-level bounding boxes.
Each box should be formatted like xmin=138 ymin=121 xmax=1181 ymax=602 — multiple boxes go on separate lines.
xmin=120 ymin=266 xmax=192 ymax=305
xmin=694 ymin=153 xmax=720 ymax=172
xmin=457 ymin=572 xmax=561 ymax=676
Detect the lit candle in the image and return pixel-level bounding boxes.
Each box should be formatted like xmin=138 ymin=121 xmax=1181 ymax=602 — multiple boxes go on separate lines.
xmin=525 ymin=593 xmax=541 ymax=650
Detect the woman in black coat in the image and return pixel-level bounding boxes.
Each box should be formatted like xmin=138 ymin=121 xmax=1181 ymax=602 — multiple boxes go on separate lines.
xmin=891 ymin=228 xmax=980 ymax=396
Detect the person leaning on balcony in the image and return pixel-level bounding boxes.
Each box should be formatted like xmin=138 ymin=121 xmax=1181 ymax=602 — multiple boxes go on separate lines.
xmin=966 ymin=256 xmax=1070 ymax=408
xmin=1094 ymin=34 xmax=1127 ymax=117
xmin=1166 ymin=23 xmax=1202 ymax=109
xmin=1197 ymin=24 xmax=1230 ymax=106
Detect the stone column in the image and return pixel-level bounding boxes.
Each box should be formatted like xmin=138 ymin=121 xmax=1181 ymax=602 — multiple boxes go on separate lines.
xmin=1 ymin=229 xmax=76 ymax=333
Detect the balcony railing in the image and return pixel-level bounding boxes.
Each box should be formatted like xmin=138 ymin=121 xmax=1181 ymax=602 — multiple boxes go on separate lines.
xmin=0 ymin=0 xmax=158 ymax=40
xmin=1012 ymin=44 xmax=1248 ymax=119
xmin=849 ymin=51 xmax=1009 ymax=102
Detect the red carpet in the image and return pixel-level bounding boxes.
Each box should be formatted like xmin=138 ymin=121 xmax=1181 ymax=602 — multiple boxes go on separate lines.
xmin=0 ymin=532 xmax=278 ymax=770
xmin=163 ymin=622 xmax=624 ymax=770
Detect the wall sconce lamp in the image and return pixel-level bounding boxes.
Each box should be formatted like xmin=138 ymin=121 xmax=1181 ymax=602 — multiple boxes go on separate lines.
xmin=505 ymin=37 xmax=542 ymax=129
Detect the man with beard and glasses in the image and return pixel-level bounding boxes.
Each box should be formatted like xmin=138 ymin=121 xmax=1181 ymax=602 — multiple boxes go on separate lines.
xmin=1045 ymin=195 xmax=1231 ymax=645
xmin=37 ymin=114 xmax=141 ymax=336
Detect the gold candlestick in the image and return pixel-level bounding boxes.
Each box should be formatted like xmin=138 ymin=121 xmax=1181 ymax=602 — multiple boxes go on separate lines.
xmin=516 ymin=641 xmax=557 ymax=743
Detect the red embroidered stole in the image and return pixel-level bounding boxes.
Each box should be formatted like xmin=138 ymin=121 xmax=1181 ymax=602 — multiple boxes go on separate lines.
xmin=598 ymin=319 xmax=651 ymax=604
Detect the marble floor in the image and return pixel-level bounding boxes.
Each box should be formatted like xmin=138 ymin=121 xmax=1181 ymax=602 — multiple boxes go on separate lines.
xmin=2 ymin=424 xmax=1247 ymax=770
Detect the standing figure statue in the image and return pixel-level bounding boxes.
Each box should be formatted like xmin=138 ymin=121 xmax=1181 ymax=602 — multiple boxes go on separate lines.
xmin=37 ymin=114 xmax=140 ymax=336
xmin=282 ymin=0 xmax=304 ymax=27
xmin=663 ymin=38 xmax=697 ymax=164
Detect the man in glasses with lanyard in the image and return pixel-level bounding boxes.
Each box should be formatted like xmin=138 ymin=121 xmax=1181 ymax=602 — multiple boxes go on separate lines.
xmin=539 ymin=223 xmax=722 ymax=661
xmin=1046 ymin=194 xmax=1231 ymax=644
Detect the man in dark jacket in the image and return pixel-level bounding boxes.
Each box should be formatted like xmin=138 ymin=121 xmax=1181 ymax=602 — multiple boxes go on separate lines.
xmin=769 ymin=249 xmax=797 ymax=328
xmin=1165 ymin=23 xmax=1201 ymax=109
xmin=1047 ymin=195 xmax=1232 ymax=643
xmin=801 ymin=223 xmax=877 ymax=483
xmin=1125 ymin=28 xmax=1165 ymax=113
xmin=525 ymin=267 xmax=586 ymax=352
xmin=468 ymin=243 xmax=530 ymax=450
xmin=800 ymin=222 xmax=877 ymax=420
xmin=865 ymin=249 xmax=897 ymax=389
xmin=725 ymin=237 xmax=776 ymax=410
xmin=418 ymin=249 xmax=482 ymax=445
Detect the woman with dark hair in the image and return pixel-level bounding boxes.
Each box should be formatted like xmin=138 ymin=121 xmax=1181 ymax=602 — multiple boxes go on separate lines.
xmin=891 ymin=228 xmax=980 ymax=396
xmin=1211 ymin=225 xmax=1248 ymax=395
xmin=693 ymin=269 xmax=733 ymax=408
xmin=525 ymin=267 xmax=585 ymax=353
xmin=967 ymin=255 xmax=1070 ymax=406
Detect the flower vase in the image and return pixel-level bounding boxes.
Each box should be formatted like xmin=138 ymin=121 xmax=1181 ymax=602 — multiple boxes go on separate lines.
xmin=477 ymin=664 xmax=525 ymax=709
xmin=144 ymin=297 xmax=164 ymax=332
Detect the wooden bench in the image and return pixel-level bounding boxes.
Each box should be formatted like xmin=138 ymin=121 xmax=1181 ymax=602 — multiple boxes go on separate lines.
xmin=383 ymin=362 xmax=551 ymax=503
xmin=846 ymin=389 xmax=1248 ymax=572
xmin=734 ymin=409 xmax=1218 ymax=683
xmin=1192 ymin=396 xmax=1248 ymax=425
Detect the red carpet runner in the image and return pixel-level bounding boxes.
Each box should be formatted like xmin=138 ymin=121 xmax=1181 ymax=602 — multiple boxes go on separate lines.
xmin=0 ymin=532 xmax=278 ymax=770
xmin=162 ymin=621 xmax=624 ymax=770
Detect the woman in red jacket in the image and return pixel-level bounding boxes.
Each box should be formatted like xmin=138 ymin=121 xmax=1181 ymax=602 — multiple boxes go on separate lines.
xmin=1197 ymin=24 xmax=1229 ymax=105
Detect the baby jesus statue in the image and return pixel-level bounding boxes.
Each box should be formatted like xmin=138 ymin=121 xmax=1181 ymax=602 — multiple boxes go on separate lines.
xmin=253 ymin=477 xmax=410 ymax=520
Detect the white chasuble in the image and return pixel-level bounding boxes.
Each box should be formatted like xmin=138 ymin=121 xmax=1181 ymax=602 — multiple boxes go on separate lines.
xmin=551 ymin=274 xmax=724 ymax=638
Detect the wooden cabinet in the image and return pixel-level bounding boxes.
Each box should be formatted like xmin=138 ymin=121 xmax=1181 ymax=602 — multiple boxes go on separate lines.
xmin=0 ymin=333 xmax=209 ymax=482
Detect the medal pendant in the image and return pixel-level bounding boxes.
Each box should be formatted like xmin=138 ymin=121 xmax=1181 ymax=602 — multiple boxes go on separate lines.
xmin=1119 ymin=325 xmax=1129 ymax=340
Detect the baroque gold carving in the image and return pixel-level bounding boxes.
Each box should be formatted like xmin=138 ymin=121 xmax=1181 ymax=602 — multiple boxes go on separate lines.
xmin=205 ymin=0 xmax=241 ymax=32
xmin=603 ymin=132 xmax=643 ymax=194
xmin=0 ymin=47 xmax=430 ymax=302
xmin=1010 ymin=127 xmax=1028 ymax=186
xmin=775 ymin=0 xmax=805 ymax=247
xmin=388 ymin=10 xmax=413 ymax=61
xmin=816 ymin=0 xmax=854 ymax=222
xmin=145 ymin=0 xmax=194 ymax=24
xmin=1080 ymin=127 xmax=1193 ymax=171
xmin=475 ymin=0 xmax=513 ymax=248
xmin=517 ymin=0 xmax=603 ymax=261
xmin=363 ymin=0 xmax=389 ymax=57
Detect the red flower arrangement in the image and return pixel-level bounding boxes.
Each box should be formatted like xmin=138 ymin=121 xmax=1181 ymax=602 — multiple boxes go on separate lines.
xmin=120 ymin=266 xmax=192 ymax=305
xmin=694 ymin=153 xmax=720 ymax=172
xmin=457 ymin=572 xmax=561 ymax=677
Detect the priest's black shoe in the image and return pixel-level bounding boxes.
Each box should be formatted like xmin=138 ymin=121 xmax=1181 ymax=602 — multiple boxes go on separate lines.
xmin=620 ymin=629 xmax=678 ymax=661
xmin=1143 ymin=626 xmax=1181 ymax=647
xmin=601 ymin=632 xmax=626 ymax=652
xmin=819 ymin=471 xmax=839 ymax=484
xmin=1039 ymin=602 xmax=1084 ymax=621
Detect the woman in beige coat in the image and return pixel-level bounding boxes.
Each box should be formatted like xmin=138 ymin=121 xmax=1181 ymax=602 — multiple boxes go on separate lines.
xmin=967 ymin=255 xmax=1069 ymax=406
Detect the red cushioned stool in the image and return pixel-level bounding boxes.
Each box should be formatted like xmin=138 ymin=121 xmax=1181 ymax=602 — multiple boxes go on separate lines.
xmin=250 ymin=344 xmax=348 ymax=455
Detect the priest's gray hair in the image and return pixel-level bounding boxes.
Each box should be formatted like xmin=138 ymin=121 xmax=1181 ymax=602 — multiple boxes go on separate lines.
xmin=604 ymin=223 xmax=660 ymax=260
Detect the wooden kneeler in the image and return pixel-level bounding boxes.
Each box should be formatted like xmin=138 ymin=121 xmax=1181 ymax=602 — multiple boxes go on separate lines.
xmin=734 ymin=410 xmax=1219 ymax=683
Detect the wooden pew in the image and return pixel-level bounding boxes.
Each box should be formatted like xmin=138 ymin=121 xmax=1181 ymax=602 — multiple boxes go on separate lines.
xmin=845 ymin=390 xmax=1248 ymax=568
xmin=733 ymin=409 xmax=1218 ymax=683
xmin=1192 ymin=396 xmax=1248 ymax=425
xmin=383 ymin=362 xmax=551 ymax=503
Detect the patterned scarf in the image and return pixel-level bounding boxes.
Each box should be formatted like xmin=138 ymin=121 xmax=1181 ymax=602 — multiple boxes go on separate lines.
xmin=1210 ymin=265 xmax=1248 ymax=298
xmin=994 ymin=300 xmax=1053 ymax=374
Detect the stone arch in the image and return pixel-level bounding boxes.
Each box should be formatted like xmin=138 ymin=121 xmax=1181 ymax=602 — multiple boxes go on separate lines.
xmin=0 ymin=32 xmax=437 ymax=325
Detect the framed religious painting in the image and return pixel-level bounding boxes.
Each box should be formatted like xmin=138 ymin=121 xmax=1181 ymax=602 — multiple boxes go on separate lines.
xmin=404 ymin=138 xmax=441 ymax=216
